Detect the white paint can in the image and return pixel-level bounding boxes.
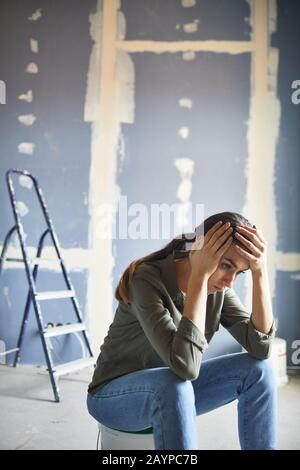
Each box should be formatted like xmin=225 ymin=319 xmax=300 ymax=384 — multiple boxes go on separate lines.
xmin=270 ymin=337 xmax=288 ymax=386
xmin=99 ymin=424 xmax=154 ymax=450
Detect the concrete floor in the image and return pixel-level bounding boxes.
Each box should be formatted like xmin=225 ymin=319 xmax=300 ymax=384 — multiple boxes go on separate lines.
xmin=0 ymin=364 xmax=299 ymax=450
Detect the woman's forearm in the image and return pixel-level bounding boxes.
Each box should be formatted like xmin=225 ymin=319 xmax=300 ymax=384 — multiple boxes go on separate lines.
xmin=251 ymin=266 xmax=274 ymax=334
xmin=183 ymin=273 xmax=209 ymax=334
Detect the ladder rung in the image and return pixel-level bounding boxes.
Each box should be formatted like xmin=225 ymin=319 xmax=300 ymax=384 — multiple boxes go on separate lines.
xmin=44 ymin=323 xmax=86 ymax=338
xmin=3 ymin=257 xmax=61 ymax=264
xmin=0 ymin=348 xmax=19 ymax=356
xmin=35 ymin=290 xmax=75 ymax=301
xmin=53 ymin=357 xmax=95 ymax=377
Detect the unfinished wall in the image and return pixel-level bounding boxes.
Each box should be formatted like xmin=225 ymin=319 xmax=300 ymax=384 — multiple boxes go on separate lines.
xmin=0 ymin=0 xmax=299 ymax=371
xmin=0 ymin=0 xmax=96 ymax=364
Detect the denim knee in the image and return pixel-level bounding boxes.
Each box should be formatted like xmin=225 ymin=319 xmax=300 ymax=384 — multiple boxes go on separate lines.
xmin=247 ymin=356 xmax=277 ymax=390
xmin=156 ymin=370 xmax=195 ymax=406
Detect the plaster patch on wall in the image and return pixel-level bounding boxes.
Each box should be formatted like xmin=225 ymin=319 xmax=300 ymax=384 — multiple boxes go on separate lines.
xmin=0 ymin=245 xmax=91 ymax=272
xmin=183 ymin=20 xmax=200 ymax=34
xmin=175 ymin=158 xmax=195 ymax=232
xmin=3 ymin=287 xmax=12 ymax=310
xmin=268 ymin=48 xmax=279 ymax=92
xmin=179 ymin=98 xmax=193 ymax=109
xmin=275 ymin=253 xmax=300 ymax=272
xmin=243 ymin=0 xmax=280 ymax=309
xmin=18 ymin=114 xmax=37 ymax=126
xmin=85 ymin=0 xmax=119 ymax=352
xmin=183 ymin=51 xmax=196 ymax=61
xmin=117 ymin=10 xmax=126 ymax=40
xmin=181 ymin=0 xmax=196 ymax=8
xmin=18 ymin=90 xmax=33 ymax=103
xmin=269 ymin=0 xmax=278 ymax=34
xmin=84 ymin=5 xmax=102 ymax=122
xmin=28 ymin=8 xmax=42 ymax=21
xmin=26 ymin=63 xmax=38 ymax=74
xmin=15 ymin=201 xmax=29 ymax=217
xmin=30 ymin=39 xmax=39 ymax=53
xmin=178 ymin=127 xmax=189 ymax=139
xmin=19 ymin=175 xmax=33 ymax=190
xmin=115 ymin=50 xmax=135 ymax=124
xmin=18 ymin=143 xmax=35 ymax=155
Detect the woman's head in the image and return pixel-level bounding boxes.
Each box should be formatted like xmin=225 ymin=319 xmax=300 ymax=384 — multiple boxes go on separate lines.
xmin=192 ymin=212 xmax=254 ymax=294
xmin=115 ymin=211 xmax=254 ymax=303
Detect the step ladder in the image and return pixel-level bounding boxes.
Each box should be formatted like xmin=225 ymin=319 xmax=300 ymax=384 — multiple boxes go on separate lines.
xmin=0 ymin=169 xmax=95 ymax=402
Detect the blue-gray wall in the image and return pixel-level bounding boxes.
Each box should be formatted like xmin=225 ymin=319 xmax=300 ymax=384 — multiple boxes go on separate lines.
xmin=272 ymin=0 xmax=300 ymax=367
xmin=1 ymin=0 xmax=299 ymax=368
xmin=0 ymin=0 xmax=96 ymax=364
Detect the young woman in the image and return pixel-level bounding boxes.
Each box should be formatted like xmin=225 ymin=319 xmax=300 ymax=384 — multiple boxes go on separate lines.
xmin=87 ymin=211 xmax=277 ymax=450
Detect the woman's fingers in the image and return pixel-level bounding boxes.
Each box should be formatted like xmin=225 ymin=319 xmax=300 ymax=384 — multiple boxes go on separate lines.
xmin=217 ymin=234 xmax=233 ymax=255
xmin=206 ymin=222 xmax=231 ymax=247
xmin=212 ymin=226 xmax=233 ymax=251
xmin=204 ymin=221 xmax=223 ymax=245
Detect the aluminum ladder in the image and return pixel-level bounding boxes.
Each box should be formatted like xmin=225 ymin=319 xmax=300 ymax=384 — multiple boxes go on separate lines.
xmin=0 ymin=169 xmax=95 ymax=402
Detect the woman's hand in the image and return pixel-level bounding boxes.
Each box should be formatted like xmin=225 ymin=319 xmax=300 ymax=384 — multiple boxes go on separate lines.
xmin=233 ymin=224 xmax=267 ymax=272
xmin=189 ymin=221 xmax=233 ymax=278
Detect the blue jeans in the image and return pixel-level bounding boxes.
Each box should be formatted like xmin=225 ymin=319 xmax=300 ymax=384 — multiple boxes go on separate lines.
xmin=86 ymin=352 xmax=277 ymax=450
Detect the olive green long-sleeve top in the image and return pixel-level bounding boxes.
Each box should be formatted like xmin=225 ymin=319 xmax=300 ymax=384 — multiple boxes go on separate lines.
xmin=88 ymin=253 xmax=275 ymax=394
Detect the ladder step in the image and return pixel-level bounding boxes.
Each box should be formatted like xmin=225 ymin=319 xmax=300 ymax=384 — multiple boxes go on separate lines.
xmin=36 ymin=290 xmax=75 ymax=301
xmin=44 ymin=323 xmax=86 ymax=338
xmin=53 ymin=357 xmax=95 ymax=377
xmin=0 ymin=348 xmax=19 ymax=356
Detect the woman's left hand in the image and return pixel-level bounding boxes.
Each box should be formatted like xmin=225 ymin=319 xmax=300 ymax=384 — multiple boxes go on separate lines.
xmin=233 ymin=224 xmax=267 ymax=272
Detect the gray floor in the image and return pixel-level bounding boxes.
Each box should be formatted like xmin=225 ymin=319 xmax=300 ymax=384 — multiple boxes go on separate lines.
xmin=0 ymin=364 xmax=299 ymax=450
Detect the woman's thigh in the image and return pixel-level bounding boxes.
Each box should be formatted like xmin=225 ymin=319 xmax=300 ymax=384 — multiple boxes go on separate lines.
xmin=87 ymin=367 xmax=190 ymax=432
xmin=192 ymin=351 xmax=265 ymax=415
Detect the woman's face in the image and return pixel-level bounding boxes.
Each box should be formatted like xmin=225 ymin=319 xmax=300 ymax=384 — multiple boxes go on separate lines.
xmin=207 ymin=244 xmax=250 ymax=294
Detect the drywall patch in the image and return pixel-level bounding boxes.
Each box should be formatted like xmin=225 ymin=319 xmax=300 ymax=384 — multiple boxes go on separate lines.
xmin=182 ymin=51 xmax=196 ymax=61
xmin=3 ymin=287 xmax=12 ymax=310
xmin=18 ymin=90 xmax=33 ymax=103
xmin=85 ymin=0 xmax=119 ymax=352
xmin=117 ymin=10 xmax=126 ymax=40
xmin=28 ymin=8 xmax=42 ymax=21
xmin=183 ymin=20 xmax=200 ymax=34
xmin=18 ymin=114 xmax=36 ymax=126
xmin=19 ymin=175 xmax=33 ymax=190
xmin=18 ymin=143 xmax=35 ymax=155
xmin=179 ymin=98 xmax=193 ymax=109
xmin=269 ymin=0 xmax=278 ymax=35
xmin=115 ymin=50 xmax=135 ymax=124
xmin=30 ymin=39 xmax=39 ymax=53
xmin=178 ymin=127 xmax=189 ymax=139
xmin=175 ymin=158 xmax=195 ymax=232
xmin=243 ymin=0 xmax=280 ymax=308
xmin=181 ymin=0 xmax=196 ymax=8
xmin=0 ymin=245 xmax=91 ymax=271
xmin=84 ymin=5 xmax=102 ymax=122
xmin=15 ymin=201 xmax=29 ymax=217
xmin=26 ymin=63 xmax=38 ymax=74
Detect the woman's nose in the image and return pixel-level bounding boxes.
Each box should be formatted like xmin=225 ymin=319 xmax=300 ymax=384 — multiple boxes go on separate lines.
xmin=223 ymin=274 xmax=235 ymax=288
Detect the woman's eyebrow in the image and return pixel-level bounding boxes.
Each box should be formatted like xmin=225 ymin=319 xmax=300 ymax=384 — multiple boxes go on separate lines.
xmin=223 ymin=258 xmax=250 ymax=271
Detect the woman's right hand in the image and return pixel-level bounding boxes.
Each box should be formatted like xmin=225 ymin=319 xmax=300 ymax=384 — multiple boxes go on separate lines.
xmin=188 ymin=221 xmax=233 ymax=278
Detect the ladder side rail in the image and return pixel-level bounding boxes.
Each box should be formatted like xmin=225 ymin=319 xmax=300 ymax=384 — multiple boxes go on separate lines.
xmin=6 ymin=171 xmax=60 ymax=401
xmin=13 ymin=229 xmax=50 ymax=367
xmin=31 ymin=174 xmax=94 ymax=358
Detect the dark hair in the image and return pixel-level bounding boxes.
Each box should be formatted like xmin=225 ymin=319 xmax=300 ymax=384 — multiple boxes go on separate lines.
xmin=115 ymin=211 xmax=254 ymax=304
